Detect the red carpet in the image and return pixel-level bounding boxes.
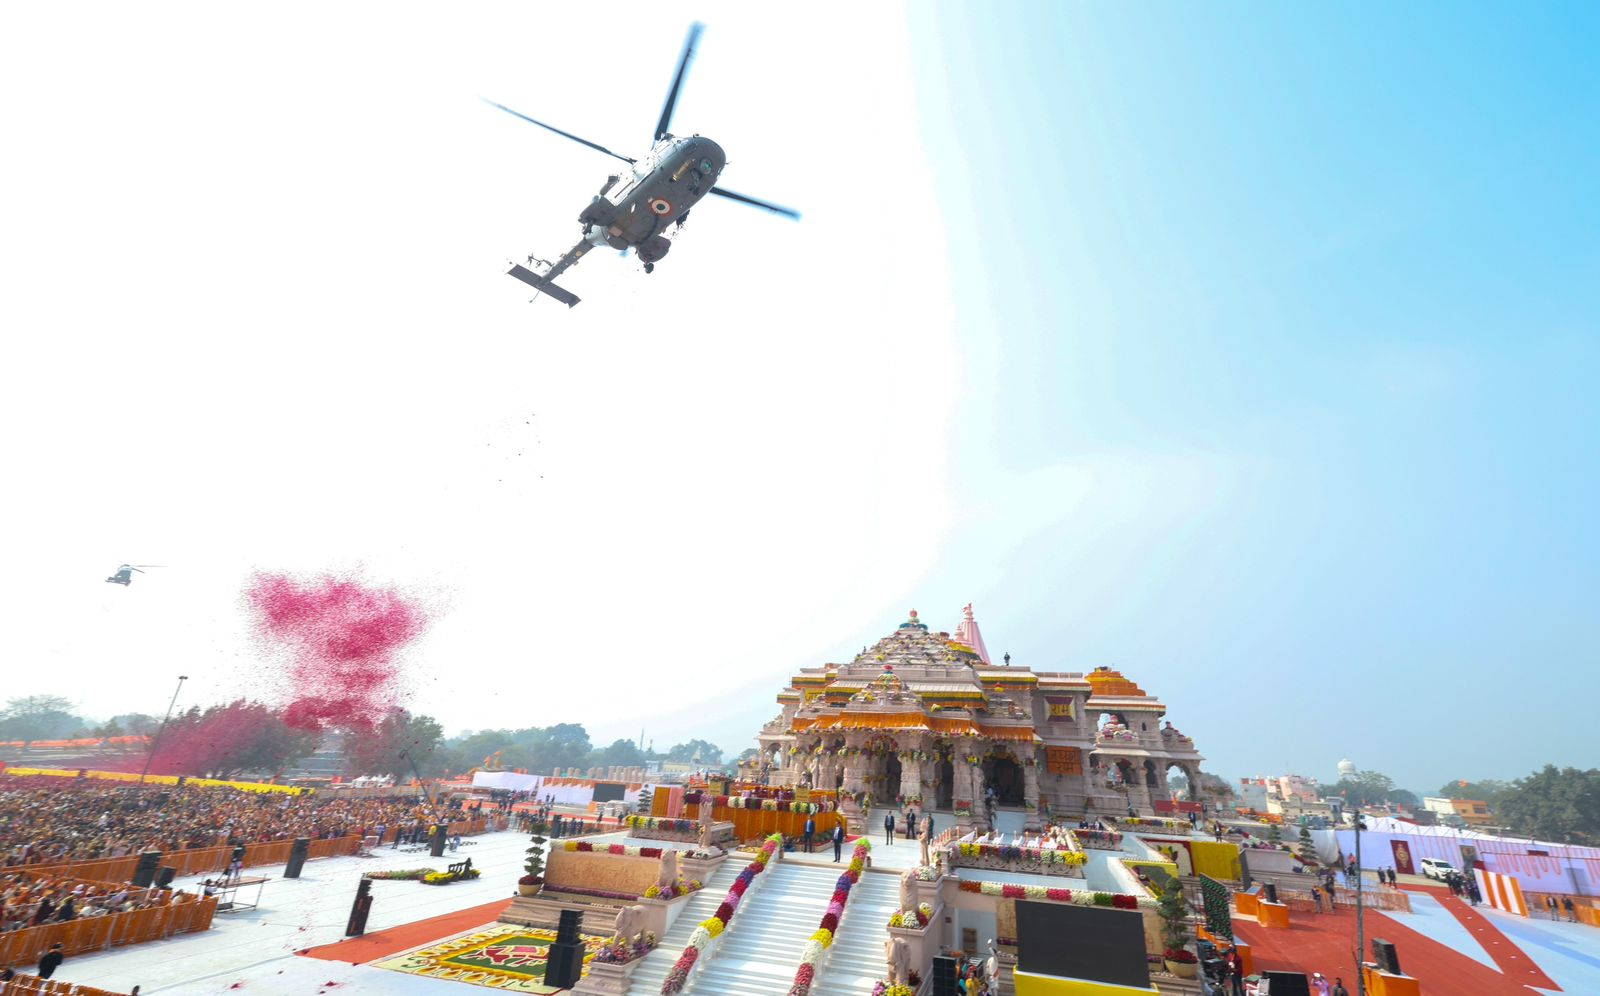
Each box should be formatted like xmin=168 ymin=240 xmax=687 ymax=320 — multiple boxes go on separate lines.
xmin=1402 ymin=884 xmax=1559 ymax=991
xmin=1233 ymin=893 xmax=1558 ymax=996
xmin=299 ymin=898 xmax=514 ymax=964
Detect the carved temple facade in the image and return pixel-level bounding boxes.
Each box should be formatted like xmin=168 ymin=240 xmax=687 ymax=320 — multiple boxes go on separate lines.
xmin=753 ymin=608 xmax=1209 ymax=827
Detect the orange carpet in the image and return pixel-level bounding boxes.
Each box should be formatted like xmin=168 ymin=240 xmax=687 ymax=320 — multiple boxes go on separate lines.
xmin=1233 ymin=892 xmax=1559 ymax=996
xmin=299 ymin=897 xmax=514 ymax=964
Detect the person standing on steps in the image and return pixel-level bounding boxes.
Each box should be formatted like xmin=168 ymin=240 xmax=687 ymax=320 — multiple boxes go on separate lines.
xmin=803 ymin=816 xmax=816 ymax=853
xmin=884 ymin=810 xmax=896 ymax=845
xmin=832 ymin=821 xmax=846 ymax=862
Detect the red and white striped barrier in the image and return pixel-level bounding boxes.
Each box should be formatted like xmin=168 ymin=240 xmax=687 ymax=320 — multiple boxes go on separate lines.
xmin=1475 ymin=867 xmax=1528 ymax=916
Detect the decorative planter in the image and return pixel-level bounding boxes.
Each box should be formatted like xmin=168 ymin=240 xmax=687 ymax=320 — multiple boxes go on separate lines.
xmin=571 ymin=959 xmax=636 ymax=996
xmin=518 ymin=884 xmax=540 ymax=897
xmin=1163 ymin=959 xmax=1198 ymax=979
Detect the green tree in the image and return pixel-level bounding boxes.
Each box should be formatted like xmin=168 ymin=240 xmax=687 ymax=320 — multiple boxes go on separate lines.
xmin=1327 ymin=769 xmax=1416 ymax=807
xmin=346 ymin=709 xmax=447 ymax=778
xmin=666 ymin=739 xmax=723 ymax=764
xmin=441 ymin=724 xmax=595 ymax=776
xmin=1155 ymin=877 xmax=1193 ymax=956
xmin=0 ymin=695 xmax=85 ymax=742
xmin=1496 ymin=766 xmax=1600 ymax=846
xmin=523 ymin=819 xmax=549 ymax=885
xmin=151 ymin=701 xmax=320 ymax=779
xmin=107 ymin=713 xmax=160 ymax=736
xmin=588 ymin=738 xmax=647 ymax=769
xmin=1297 ymin=825 xmax=1320 ymax=867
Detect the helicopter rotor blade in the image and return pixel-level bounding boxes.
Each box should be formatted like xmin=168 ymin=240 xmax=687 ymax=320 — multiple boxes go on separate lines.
xmin=481 ymin=99 xmax=636 ymax=164
xmin=654 ymin=22 xmax=703 ymax=141
xmin=708 ymin=186 xmax=801 ymax=219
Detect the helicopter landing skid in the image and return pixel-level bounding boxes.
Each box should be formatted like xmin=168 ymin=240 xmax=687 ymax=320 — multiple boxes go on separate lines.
xmin=507 ymin=263 xmax=581 ymax=308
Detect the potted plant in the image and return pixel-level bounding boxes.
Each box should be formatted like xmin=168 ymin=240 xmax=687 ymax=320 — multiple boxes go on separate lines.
xmin=1155 ymin=881 xmax=1197 ymax=978
xmin=520 ymin=819 xmax=548 ymax=896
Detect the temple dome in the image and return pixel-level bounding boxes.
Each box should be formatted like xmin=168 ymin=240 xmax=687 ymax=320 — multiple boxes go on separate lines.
xmin=897 ymin=609 xmax=928 ymax=631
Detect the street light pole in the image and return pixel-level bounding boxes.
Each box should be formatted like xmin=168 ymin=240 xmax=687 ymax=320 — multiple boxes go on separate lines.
xmin=140 ymin=675 xmax=188 ymax=785
xmin=1355 ymin=807 xmax=1367 ymax=996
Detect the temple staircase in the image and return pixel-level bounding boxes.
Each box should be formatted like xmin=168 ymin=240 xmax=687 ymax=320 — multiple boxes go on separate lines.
xmin=625 ymin=861 xmax=742 ymax=995
xmin=808 ymin=868 xmax=902 ymax=996
xmin=680 ymin=862 xmax=841 ymax=996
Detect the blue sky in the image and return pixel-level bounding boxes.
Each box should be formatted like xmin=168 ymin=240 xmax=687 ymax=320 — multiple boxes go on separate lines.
xmin=898 ymin=2 xmax=1599 ymax=792
xmin=1 ymin=3 xmax=1594 ymax=798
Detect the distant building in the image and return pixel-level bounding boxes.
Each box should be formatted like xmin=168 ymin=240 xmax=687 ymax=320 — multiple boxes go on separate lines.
xmin=1337 ymin=758 xmax=1356 ymax=778
xmin=1424 ymin=796 xmax=1494 ymax=827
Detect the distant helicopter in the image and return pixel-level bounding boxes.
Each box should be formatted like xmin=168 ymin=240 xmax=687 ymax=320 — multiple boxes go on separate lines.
xmin=485 ymin=23 xmax=799 ymax=308
xmin=105 ymin=564 xmax=163 ymax=586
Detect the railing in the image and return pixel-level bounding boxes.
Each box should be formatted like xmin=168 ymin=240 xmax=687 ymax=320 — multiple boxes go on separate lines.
xmin=0 ymin=892 xmax=218 ymax=966
xmin=15 ymin=818 xmax=491 ymax=882
xmin=0 ymin=971 xmax=128 ymax=996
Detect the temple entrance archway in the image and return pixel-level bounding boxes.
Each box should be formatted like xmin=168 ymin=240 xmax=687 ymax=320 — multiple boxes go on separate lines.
xmin=936 ymin=757 xmax=954 ymax=809
xmin=983 ymin=755 xmax=1025 ymax=807
xmin=885 ymin=754 xmax=903 ymax=799
xmin=1165 ymin=763 xmax=1192 ymax=800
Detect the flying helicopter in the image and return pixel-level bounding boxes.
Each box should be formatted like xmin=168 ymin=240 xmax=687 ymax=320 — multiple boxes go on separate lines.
xmin=484 ymin=22 xmax=799 ymax=308
xmin=105 ymin=564 xmax=163 ymax=586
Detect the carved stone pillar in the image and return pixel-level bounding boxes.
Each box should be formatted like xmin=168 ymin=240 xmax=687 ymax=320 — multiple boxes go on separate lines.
xmin=1023 ymin=759 xmax=1041 ymax=830
xmin=902 ymin=761 xmax=923 ymax=804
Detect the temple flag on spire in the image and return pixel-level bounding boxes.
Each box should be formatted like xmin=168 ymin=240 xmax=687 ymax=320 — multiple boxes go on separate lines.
xmin=954 ymin=603 xmax=992 ymax=663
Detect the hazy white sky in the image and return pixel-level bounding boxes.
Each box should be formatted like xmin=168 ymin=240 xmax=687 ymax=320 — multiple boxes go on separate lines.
xmin=0 ymin=3 xmax=959 ymax=753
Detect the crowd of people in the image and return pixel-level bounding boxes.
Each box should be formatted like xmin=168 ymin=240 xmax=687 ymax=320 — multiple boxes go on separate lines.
xmin=0 ymin=775 xmax=469 ymax=868
xmin=0 ymin=870 xmax=190 ymax=935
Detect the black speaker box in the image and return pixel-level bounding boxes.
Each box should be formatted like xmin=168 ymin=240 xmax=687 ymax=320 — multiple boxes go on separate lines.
xmin=1262 ymin=882 xmax=1279 ymax=904
xmin=545 ymin=940 xmax=585 ymax=988
xmin=1372 ymin=937 xmax=1402 ymax=975
xmin=284 ymin=837 xmax=311 ymax=879
xmin=345 ymin=878 xmax=373 ymax=936
xmin=556 ymin=908 xmax=582 ymax=945
xmin=931 ymin=955 xmax=959 ymax=996
xmin=155 ymin=867 xmax=177 ymax=889
xmin=429 ymin=824 xmax=447 ymax=857
xmin=1262 ymin=970 xmax=1311 ymax=995
xmin=132 ymin=851 xmax=162 ymax=888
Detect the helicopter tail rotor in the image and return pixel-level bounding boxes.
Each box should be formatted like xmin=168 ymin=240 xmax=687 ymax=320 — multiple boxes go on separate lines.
xmin=654 ymin=22 xmax=703 ymax=141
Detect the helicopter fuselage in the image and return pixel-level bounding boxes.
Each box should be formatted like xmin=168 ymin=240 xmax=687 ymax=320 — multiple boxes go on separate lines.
xmin=578 ymin=135 xmax=725 ymax=263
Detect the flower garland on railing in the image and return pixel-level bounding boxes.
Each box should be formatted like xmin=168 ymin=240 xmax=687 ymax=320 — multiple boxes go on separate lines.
xmin=952 ymin=842 xmax=1087 ymax=866
xmin=886 ymin=902 xmax=933 ymax=929
xmin=1071 ymin=829 xmax=1124 ymax=849
xmin=712 ymin=796 xmax=821 ymax=814
xmin=563 ymin=841 xmax=665 ymax=858
xmin=956 ymin=878 xmax=1155 ymax=910
xmin=1116 ymin=816 xmax=1190 ymax=832
xmin=660 ymin=833 xmax=784 ymax=996
xmin=788 ymin=837 xmax=871 ymax=996
xmin=625 ymin=815 xmax=698 ymax=834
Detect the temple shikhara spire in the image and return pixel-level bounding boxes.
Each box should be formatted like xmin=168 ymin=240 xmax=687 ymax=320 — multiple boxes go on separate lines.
xmin=952 ymin=602 xmax=991 ymax=664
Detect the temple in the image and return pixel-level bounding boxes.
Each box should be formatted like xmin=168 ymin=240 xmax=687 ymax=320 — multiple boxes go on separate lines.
xmin=753 ymin=608 xmax=1214 ymax=826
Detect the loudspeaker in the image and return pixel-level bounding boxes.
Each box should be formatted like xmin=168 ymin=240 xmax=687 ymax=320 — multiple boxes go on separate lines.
xmin=284 ymin=837 xmax=311 ymax=879
xmin=429 ymin=824 xmax=447 ymax=858
xmin=546 ymin=940 xmax=585 ymax=988
xmin=1262 ymin=882 xmax=1279 ymax=904
xmin=931 ymin=955 xmax=959 ymax=996
xmin=155 ymin=867 xmax=177 ymax=889
xmin=556 ymin=908 xmax=582 ymax=945
xmin=345 ymin=878 xmax=373 ymax=937
xmin=1261 ymin=971 xmax=1311 ymax=996
xmin=1372 ymin=938 xmax=1402 ymax=975
xmin=132 ymin=851 xmax=162 ymax=888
